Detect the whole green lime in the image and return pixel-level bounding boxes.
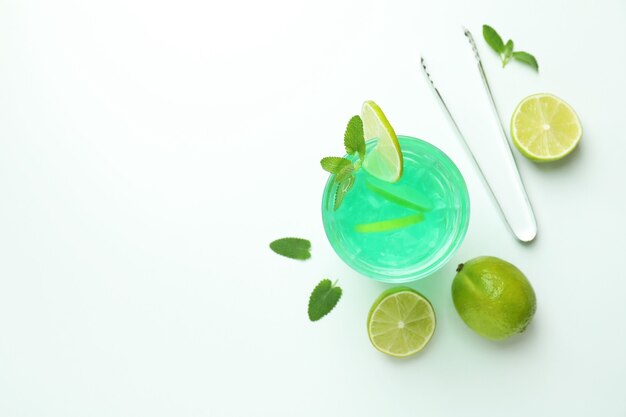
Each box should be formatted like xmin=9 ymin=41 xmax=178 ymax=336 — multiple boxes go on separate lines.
xmin=451 ymin=256 xmax=536 ymax=341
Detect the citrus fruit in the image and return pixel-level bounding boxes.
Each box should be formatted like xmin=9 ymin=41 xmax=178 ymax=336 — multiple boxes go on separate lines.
xmin=510 ymin=93 xmax=582 ymax=162
xmin=367 ymin=287 xmax=435 ymax=357
xmin=452 ymin=256 xmax=536 ymax=340
xmin=354 ymin=213 xmax=425 ymax=233
xmin=361 ymin=100 xmax=403 ymax=182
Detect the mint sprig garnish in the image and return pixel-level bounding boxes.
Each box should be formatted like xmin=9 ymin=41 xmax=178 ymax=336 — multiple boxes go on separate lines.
xmin=321 ymin=115 xmax=366 ymax=211
xmin=482 ymin=25 xmax=538 ymax=71
xmin=269 ymin=237 xmax=311 ymax=260
xmin=308 ymin=279 xmax=342 ymax=321
xmin=344 ymin=115 xmax=365 ymax=161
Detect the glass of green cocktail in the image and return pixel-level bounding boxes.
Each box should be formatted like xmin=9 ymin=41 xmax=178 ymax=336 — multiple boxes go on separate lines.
xmin=321 ymin=103 xmax=469 ymax=283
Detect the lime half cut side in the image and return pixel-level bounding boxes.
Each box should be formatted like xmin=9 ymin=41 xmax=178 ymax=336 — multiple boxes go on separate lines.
xmin=361 ymin=101 xmax=403 ymax=182
xmin=367 ymin=287 xmax=436 ymax=357
xmin=510 ymin=93 xmax=582 ymax=162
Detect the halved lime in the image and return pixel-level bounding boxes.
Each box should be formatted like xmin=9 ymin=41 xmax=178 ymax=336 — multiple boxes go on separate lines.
xmin=367 ymin=287 xmax=435 ymax=357
xmin=361 ymin=101 xmax=403 ymax=182
xmin=510 ymin=93 xmax=582 ymax=162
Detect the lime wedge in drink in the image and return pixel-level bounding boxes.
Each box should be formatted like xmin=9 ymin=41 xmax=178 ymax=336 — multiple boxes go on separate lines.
xmin=361 ymin=101 xmax=403 ymax=182
xmin=355 ymin=213 xmax=425 ymax=233
xmin=367 ymin=287 xmax=436 ymax=357
xmin=510 ymin=93 xmax=582 ymax=162
xmin=365 ymin=178 xmax=433 ymax=212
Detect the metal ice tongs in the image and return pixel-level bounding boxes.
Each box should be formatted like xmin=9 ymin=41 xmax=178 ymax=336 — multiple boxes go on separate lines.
xmin=420 ymin=27 xmax=537 ymax=242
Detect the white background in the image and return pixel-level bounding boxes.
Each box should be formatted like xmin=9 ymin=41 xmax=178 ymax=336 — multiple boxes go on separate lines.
xmin=1 ymin=1 xmax=625 ymax=416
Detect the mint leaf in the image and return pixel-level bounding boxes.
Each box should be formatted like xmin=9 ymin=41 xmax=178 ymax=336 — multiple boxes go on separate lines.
xmin=269 ymin=237 xmax=311 ymax=260
xmin=334 ymin=175 xmax=354 ymax=210
xmin=321 ymin=157 xmax=351 ymax=174
xmin=344 ymin=115 xmax=365 ymax=161
xmin=512 ymin=51 xmax=539 ymax=71
xmin=321 ymin=115 xmax=365 ymax=211
xmin=483 ymin=25 xmax=504 ymax=54
xmin=502 ymin=39 xmax=514 ymax=67
xmin=335 ymin=163 xmax=354 ymax=183
xmin=308 ymin=279 xmax=342 ymax=321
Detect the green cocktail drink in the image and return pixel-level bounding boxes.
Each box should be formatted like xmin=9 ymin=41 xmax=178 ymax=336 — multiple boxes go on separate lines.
xmin=322 ymin=135 xmax=469 ymax=282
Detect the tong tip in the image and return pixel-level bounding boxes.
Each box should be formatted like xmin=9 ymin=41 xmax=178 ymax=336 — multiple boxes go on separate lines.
xmin=463 ymin=27 xmax=480 ymax=61
xmin=419 ymin=56 xmax=434 ymax=85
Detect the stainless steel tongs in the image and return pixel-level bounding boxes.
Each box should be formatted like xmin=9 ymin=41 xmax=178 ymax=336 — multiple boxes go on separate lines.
xmin=420 ymin=27 xmax=537 ymax=242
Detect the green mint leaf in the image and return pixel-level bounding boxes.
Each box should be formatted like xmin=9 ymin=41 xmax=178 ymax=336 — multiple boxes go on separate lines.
xmin=512 ymin=51 xmax=539 ymax=71
xmin=334 ymin=175 xmax=354 ymax=211
xmin=321 ymin=157 xmax=352 ymax=175
xmin=483 ymin=25 xmax=504 ymax=54
xmin=269 ymin=237 xmax=311 ymax=260
xmin=344 ymin=115 xmax=365 ymax=161
xmin=502 ymin=40 xmax=514 ymax=67
xmin=308 ymin=279 xmax=342 ymax=321
xmin=335 ymin=163 xmax=354 ymax=183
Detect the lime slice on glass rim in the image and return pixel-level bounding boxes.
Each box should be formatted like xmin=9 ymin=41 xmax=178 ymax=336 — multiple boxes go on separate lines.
xmin=510 ymin=93 xmax=582 ymax=162
xmin=367 ymin=287 xmax=436 ymax=358
xmin=361 ymin=101 xmax=403 ymax=182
